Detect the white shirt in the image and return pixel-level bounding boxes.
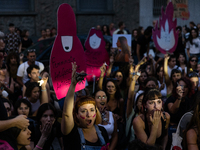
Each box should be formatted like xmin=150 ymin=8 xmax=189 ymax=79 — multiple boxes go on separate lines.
xmin=113 ymin=29 xmax=128 ymax=34
xmin=186 ymin=38 xmax=200 ymax=54
xmin=17 ymin=61 xmax=44 ymax=84
xmin=167 ymin=65 xmax=182 ymax=78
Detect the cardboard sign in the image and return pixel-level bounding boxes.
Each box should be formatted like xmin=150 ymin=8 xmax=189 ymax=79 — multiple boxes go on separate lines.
xmin=50 ymin=4 xmax=86 ymax=100
xmin=85 ymin=28 xmax=109 ymax=82
xmin=153 ymin=2 xmax=179 ymax=54
xmin=112 ymin=34 xmax=131 ymax=49
xmin=168 ymin=0 xmax=189 ymax=20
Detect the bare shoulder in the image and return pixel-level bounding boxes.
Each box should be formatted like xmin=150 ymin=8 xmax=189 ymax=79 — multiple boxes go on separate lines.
xmin=133 ymin=114 xmax=144 ymax=126
xmin=186 ymin=128 xmax=197 ymax=143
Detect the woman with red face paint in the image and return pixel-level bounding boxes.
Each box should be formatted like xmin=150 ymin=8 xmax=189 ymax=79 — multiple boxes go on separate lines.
xmin=133 ymin=89 xmax=170 ymax=149
xmin=62 ymin=62 xmax=109 ymax=150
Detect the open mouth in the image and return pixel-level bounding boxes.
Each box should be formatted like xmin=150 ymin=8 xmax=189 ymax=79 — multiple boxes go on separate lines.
xmin=86 ymin=120 xmax=92 ymax=125
xmin=100 ymin=102 xmax=105 ymax=106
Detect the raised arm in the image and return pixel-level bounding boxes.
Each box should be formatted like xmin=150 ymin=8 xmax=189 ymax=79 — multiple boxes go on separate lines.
xmin=39 ymin=77 xmax=49 ymax=105
xmin=168 ymin=86 xmax=183 ymax=114
xmin=98 ymin=64 xmax=106 ymax=90
xmin=106 ymin=56 xmax=114 ymax=77
xmin=61 ymin=62 xmax=78 ymax=135
xmin=164 ymin=54 xmax=170 ymax=87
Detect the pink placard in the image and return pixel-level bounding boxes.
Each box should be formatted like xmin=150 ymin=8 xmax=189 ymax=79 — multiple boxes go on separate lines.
xmin=50 ymin=4 xmax=86 ymax=100
xmin=153 ymin=2 xmax=179 ymax=54
xmin=84 ymin=28 xmax=109 ymax=81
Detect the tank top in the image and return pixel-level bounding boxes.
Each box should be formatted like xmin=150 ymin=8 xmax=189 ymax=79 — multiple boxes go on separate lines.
xmin=144 ymin=113 xmax=166 ymax=145
xmin=98 ymin=111 xmax=115 ymax=140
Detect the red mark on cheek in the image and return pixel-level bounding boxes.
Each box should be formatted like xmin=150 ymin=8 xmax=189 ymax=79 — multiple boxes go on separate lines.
xmin=80 ymin=115 xmax=85 ymax=119
xmin=93 ymin=114 xmax=96 ymax=118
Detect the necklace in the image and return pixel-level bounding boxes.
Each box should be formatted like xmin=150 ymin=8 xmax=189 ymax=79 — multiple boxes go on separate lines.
xmin=101 ymin=111 xmax=111 ymax=124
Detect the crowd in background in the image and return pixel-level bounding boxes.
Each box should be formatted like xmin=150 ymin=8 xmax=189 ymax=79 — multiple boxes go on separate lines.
xmin=0 ymin=20 xmax=200 ymax=150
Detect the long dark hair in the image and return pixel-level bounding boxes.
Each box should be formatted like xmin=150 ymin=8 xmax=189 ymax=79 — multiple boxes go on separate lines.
xmin=25 ymin=82 xmax=40 ymax=98
xmin=187 ymin=55 xmax=198 ymax=74
xmin=113 ymin=70 xmax=127 ymax=89
xmin=172 ymin=77 xmax=194 ymax=98
xmin=189 ymin=28 xmax=199 ymax=45
xmin=183 ymin=91 xmax=200 ymax=149
xmin=36 ymin=103 xmax=57 ymax=125
xmin=104 ymin=79 xmax=122 ymax=102
xmin=6 ymin=52 xmax=20 ymax=75
xmin=14 ymin=99 xmax=32 ymax=116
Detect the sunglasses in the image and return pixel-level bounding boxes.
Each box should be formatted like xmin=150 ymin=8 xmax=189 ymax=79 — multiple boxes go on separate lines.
xmin=27 ymin=49 xmax=36 ymax=52
xmin=190 ymin=59 xmax=197 ymax=62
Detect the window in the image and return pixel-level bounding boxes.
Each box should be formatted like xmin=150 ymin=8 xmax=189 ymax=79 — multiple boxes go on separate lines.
xmin=0 ymin=0 xmax=34 ymax=12
xmin=153 ymin=0 xmax=167 ymax=16
xmin=76 ymin=0 xmax=113 ymax=14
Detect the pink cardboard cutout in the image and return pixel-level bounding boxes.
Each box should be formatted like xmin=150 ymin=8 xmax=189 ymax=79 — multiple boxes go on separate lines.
xmin=85 ymin=28 xmax=109 ymax=81
xmin=153 ymin=2 xmax=179 ymax=54
xmin=50 ymin=4 xmax=86 ymax=100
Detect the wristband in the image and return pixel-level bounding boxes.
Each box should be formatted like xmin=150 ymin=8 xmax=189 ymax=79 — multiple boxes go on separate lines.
xmin=36 ymin=145 xmax=43 ymax=149
xmin=41 ymin=89 xmax=47 ymax=91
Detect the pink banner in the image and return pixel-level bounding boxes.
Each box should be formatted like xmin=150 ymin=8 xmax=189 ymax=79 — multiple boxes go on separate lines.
xmin=85 ymin=28 xmax=109 ymax=81
xmin=153 ymin=2 xmax=179 ymax=54
xmin=50 ymin=4 xmax=86 ymax=100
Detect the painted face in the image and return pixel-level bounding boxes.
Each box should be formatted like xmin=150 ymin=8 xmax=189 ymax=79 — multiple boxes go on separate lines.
xmin=190 ymin=77 xmax=199 ymax=90
xmin=3 ymin=102 xmax=11 ymax=117
xmin=168 ymin=58 xmax=176 ymax=68
xmin=139 ymin=72 xmax=148 ymax=83
xmin=31 ymin=87 xmax=40 ymax=100
xmin=40 ymin=110 xmax=55 ymax=127
xmin=95 ymin=91 xmax=107 ymax=110
xmin=177 ymin=80 xmax=188 ymax=97
xmin=29 ymin=68 xmax=40 ymax=82
xmin=137 ymin=95 xmax=144 ymax=112
xmin=172 ymin=73 xmax=181 ymax=83
xmin=115 ymin=72 xmax=123 ymax=85
xmin=178 ymin=54 xmax=185 ymax=63
xmin=106 ymin=81 xmax=116 ymax=95
xmin=27 ymin=52 xmax=36 ymax=63
xmin=17 ymin=103 xmax=30 ymax=117
xmin=89 ymin=34 xmax=101 ymax=49
xmin=146 ymin=80 xmax=157 ymax=89
xmin=17 ymin=127 xmax=31 ymax=146
xmin=145 ymin=96 xmax=162 ymax=114
xmin=76 ymin=104 xmax=96 ymax=128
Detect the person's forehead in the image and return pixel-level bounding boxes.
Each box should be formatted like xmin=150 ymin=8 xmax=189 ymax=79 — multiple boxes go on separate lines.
xmin=79 ymin=104 xmax=95 ymax=109
xmin=28 ymin=52 xmax=36 ymax=56
xmin=31 ymin=68 xmax=39 ymax=72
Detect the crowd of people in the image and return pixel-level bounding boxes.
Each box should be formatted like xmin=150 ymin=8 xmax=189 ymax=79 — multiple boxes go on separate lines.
xmin=0 ymin=20 xmax=200 ymax=150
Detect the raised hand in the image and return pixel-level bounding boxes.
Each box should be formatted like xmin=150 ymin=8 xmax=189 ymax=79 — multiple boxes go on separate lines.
xmin=150 ymin=110 xmax=161 ymax=127
xmin=176 ymin=85 xmax=183 ymax=99
xmin=14 ymin=115 xmax=30 ymax=129
xmin=100 ymin=63 xmax=106 ymax=74
xmin=40 ymin=122 xmax=52 ymax=138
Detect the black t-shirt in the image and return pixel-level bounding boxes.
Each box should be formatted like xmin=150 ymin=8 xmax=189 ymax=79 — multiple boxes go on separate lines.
xmin=131 ymin=39 xmax=137 ymax=55
xmin=21 ymin=38 xmax=33 ymax=50
xmin=164 ymin=96 xmax=192 ymax=124
xmin=137 ymin=35 xmax=150 ymax=56
xmin=63 ymin=124 xmax=109 ymax=150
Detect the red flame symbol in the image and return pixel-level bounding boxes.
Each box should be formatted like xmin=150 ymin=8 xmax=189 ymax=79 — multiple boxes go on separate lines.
xmin=153 ymin=2 xmax=179 ymax=54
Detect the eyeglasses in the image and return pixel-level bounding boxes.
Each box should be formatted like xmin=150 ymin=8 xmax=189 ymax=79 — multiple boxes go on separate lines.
xmin=96 ymin=96 xmax=107 ymax=100
xmin=27 ymin=49 xmax=36 ymax=52
xmin=190 ymin=59 xmax=198 ymax=62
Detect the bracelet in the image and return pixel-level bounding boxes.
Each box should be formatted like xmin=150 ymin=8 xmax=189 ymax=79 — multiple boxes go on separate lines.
xmin=36 ymin=145 xmax=43 ymax=149
xmin=41 ymin=89 xmax=47 ymax=91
